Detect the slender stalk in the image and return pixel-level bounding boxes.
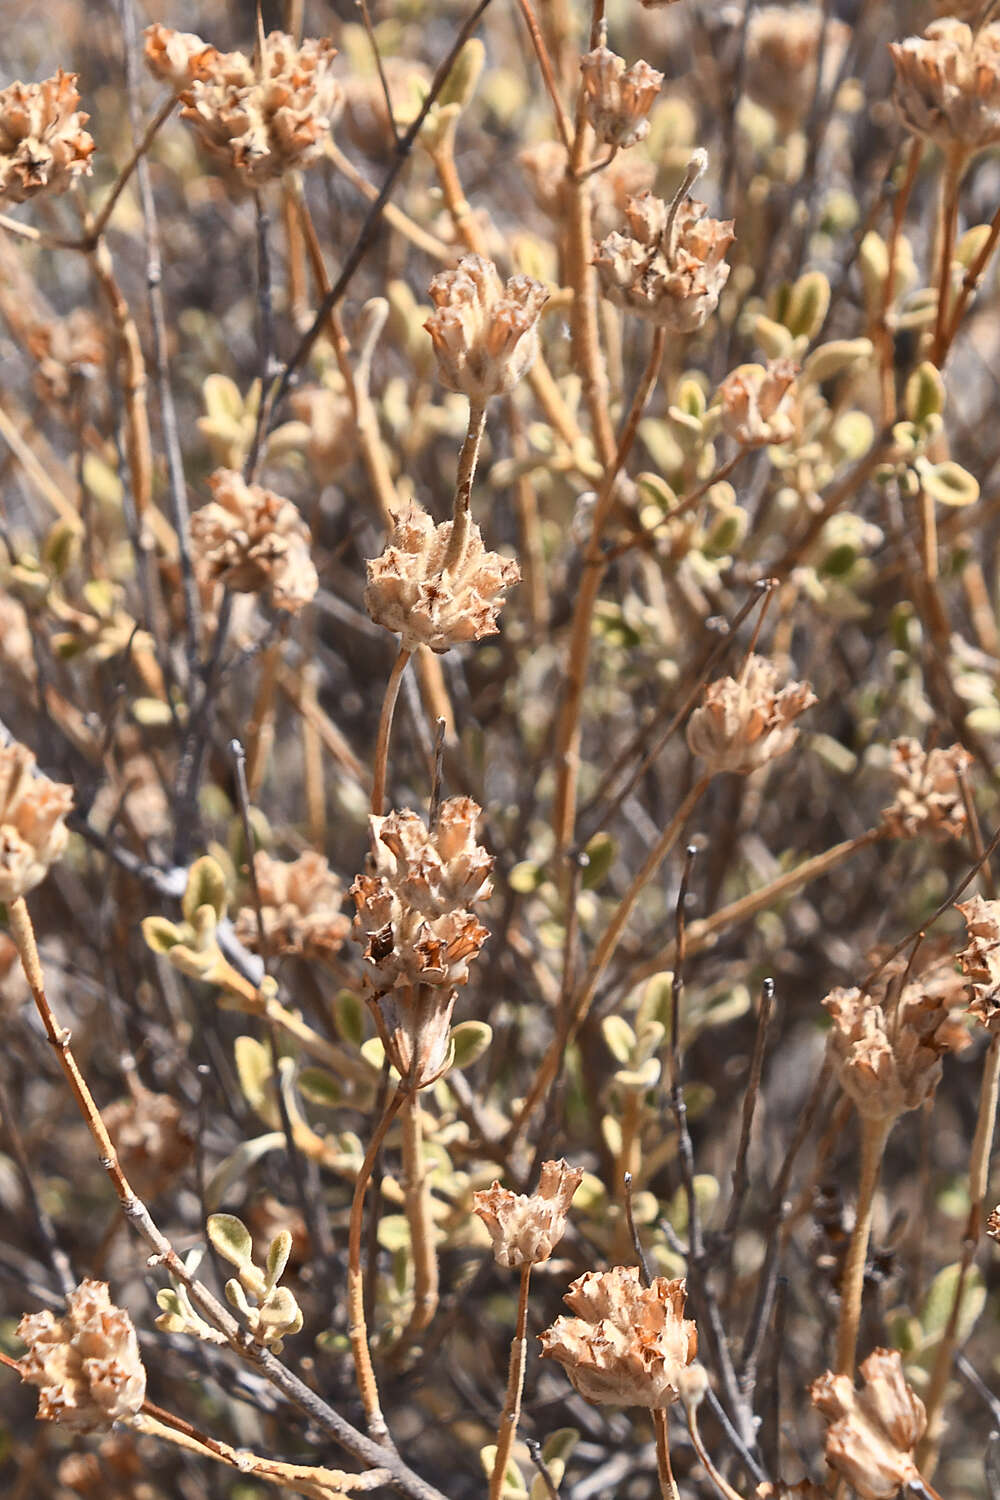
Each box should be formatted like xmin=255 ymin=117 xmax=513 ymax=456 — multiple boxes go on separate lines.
xmin=347 ymin=1087 xmax=408 ymax=1443
xmin=652 ymin=1408 xmax=680 ymax=1500
xmin=489 ymin=1264 xmax=533 ymax=1500
xmin=398 ymin=1093 xmax=440 ymax=1345
xmin=932 ymin=146 xmax=967 ymax=366
xmin=684 ymin=1399 xmax=745 ymax=1500
xmin=878 ymin=137 xmax=922 ymax=423
xmin=513 ymin=0 xmax=573 ymax=152
xmin=85 ymin=93 xmax=177 ymax=246
xmin=326 ymin=141 xmax=452 ymax=262
xmin=835 ymin=1112 xmax=893 ymax=1375
xmin=444 ymin=404 xmax=487 ymax=571
xmin=942 ymin=195 xmax=1000 ymax=355
xmin=372 ymin=646 xmax=412 ymax=816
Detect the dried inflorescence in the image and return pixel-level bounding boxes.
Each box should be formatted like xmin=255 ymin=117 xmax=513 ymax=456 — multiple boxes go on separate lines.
xmin=364 ymin=502 xmax=519 ymax=654
xmin=539 ymin=1267 xmax=697 ymax=1408
xmin=27 ymin=309 xmax=104 ymax=403
xmin=234 ymin=850 xmax=350 ymax=961
xmin=103 ymin=1083 xmax=194 ymax=1201
xmin=594 ymin=188 xmax=734 ymax=331
xmin=686 ymin=654 xmax=816 ymax=776
xmin=159 ymin=29 xmax=341 ymax=185
xmin=0 ymin=742 xmax=73 ymax=903
xmin=744 ymin=5 xmax=850 ymax=130
xmin=0 ymin=70 xmax=94 ymax=205
xmin=957 ymin=894 xmax=1000 ymax=1030
xmin=16 ymin=1280 xmax=146 ymax=1431
xmin=988 ymin=1206 xmax=1000 ymax=1241
xmin=890 ymin=20 xmax=1000 ymax=155
xmin=425 ymin=255 xmax=549 ymax=406
xmin=810 ymin=1349 xmax=927 ymax=1500
xmin=718 ymin=360 xmax=799 ymax=448
xmin=473 ymin=1159 xmax=583 ymax=1268
xmin=822 ymin=974 xmax=964 ymax=1122
xmin=190 ymin=468 xmax=317 ymax=613
xmin=351 ymin=798 xmax=493 ymax=1083
xmin=579 ymin=47 xmax=664 ymax=150
xmin=880 ymin=737 xmax=972 ymax=841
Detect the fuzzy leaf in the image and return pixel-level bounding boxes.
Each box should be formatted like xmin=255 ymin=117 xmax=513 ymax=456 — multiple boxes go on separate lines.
xmin=333 ymin=989 xmax=366 ymax=1048
xmin=142 ymin=916 xmax=183 ymax=954
xmin=208 ymin=1213 xmax=255 ymax=1271
xmin=182 ymin=855 xmax=228 ymax=925
xmin=266 ymin=1231 xmax=292 ymax=1290
xmin=450 ymin=1020 xmax=493 ymax=1070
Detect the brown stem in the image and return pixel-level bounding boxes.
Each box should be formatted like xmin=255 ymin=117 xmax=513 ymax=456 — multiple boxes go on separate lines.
xmin=398 ymin=1093 xmax=440 ymax=1345
xmin=653 ymin=1408 xmax=680 ymax=1500
xmin=684 ymin=1398 xmax=745 ymax=1500
xmin=489 ymin=1264 xmax=533 ymax=1500
xmin=932 ymin=147 xmax=968 ymax=366
xmin=372 ymin=646 xmax=412 ymax=816
xmin=835 ymin=1112 xmax=893 ymax=1375
xmin=513 ymin=0 xmax=573 ymax=151
xmin=942 ymin=195 xmax=1000 ymax=356
xmin=444 ymin=403 xmax=487 ymax=572
xmin=84 ymin=94 xmax=177 ymax=246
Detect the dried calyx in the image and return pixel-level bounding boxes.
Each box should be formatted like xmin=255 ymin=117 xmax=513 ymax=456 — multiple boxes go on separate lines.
xmin=425 ymin=254 xmax=549 ymax=406
xmin=580 ymin=46 xmax=664 ymax=150
xmin=957 ymin=894 xmax=1000 ymax=1031
xmin=718 ymin=360 xmax=799 ymax=448
xmin=686 ymin=654 xmax=815 ymax=776
xmin=0 ymin=70 xmax=94 ymax=206
xmin=744 ymin=6 xmax=850 ymax=131
xmin=17 ymin=1280 xmax=146 ymax=1431
xmin=810 ymin=1349 xmax=927 ymax=1500
xmin=891 ymin=19 xmax=1000 ymax=155
xmin=190 ymin=468 xmax=317 ymax=614
xmin=0 ymin=741 xmax=73 ymax=903
xmin=880 ymin=738 xmax=972 ymax=841
xmin=473 ymin=1159 xmax=583 ymax=1268
xmin=234 ymin=850 xmax=350 ymax=961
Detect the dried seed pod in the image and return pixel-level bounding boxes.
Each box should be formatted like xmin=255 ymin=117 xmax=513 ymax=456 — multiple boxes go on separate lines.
xmin=190 ymin=469 xmax=317 ymax=613
xmin=890 ymin=20 xmax=1000 ymax=155
xmin=957 ymin=894 xmax=1000 ymax=1030
xmin=718 ymin=360 xmax=799 ymax=448
xmin=810 ymin=1349 xmax=926 ymax=1500
xmin=16 ymin=1280 xmax=146 ymax=1431
xmin=744 ymin=6 xmax=850 ymax=131
xmin=364 ymin=502 xmax=519 ymax=654
xmin=0 ymin=742 xmax=73 ymax=903
xmin=425 ymin=255 xmax=548 ymax=404
xmin=539 ymin=1267 xmax=697 ymax=1408
xmin=234 ymin=851 xmax=350 ymax=961
xmin=880 ymin=738 xmax=972 ymax=841
xmin=580 ymin=47 xmax=664 ymax=150
xmin=594 ymin=188 xmax=734 ymax=331
xmin=143 ymin=24 xmax=220 ymax=90
xmin=822 ymin=975 xmax=963 ymax=1122
xmin=0 ymin=70 xmax=94 ymax=205
xmin=473 ymin=1159 xmax=583 ymax=1268
xmin=686 ymin=655 xmax=815 ymax=775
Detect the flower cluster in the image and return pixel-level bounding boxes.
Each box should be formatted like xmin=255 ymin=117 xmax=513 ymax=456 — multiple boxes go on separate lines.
xmin=718 ymin=360 xmax=799 ymax=448
xmin=103 ymin=1083 xmax=194 ymax=1201
xmin=0 ymin=70 xmax=94 ymax=205
xmin=0 ymin=741 xmax=73 ymax=903
xmin=425 ymin=255 xmax=549 ymax=406
xmin=880 ymin=738 xmax=971 ymax=841
xmin=189 ymin=469 xmax=317 ymax=613
xmin=686 ymin=655 xmax=816 ymax=776
xmin=234 ymin=850 xmax=350 ymax=961
xmin=473 ymin=1159 xmax=583 ymax=1268
xmin=744 ymin=6 xmax=850 ymax=131
xmin=16 ymin=1280 xmax=146 ymax=1431
xmin=579 ymin=47 xmax=663 ymax=150
xmin=956 ymin=894 xmax=1000 ymax=1030
xmin=890 ymin=20 xmax=1000 ymax=155
xmin=594 ymin=188 xmax=734 ymax=332
xmin=810 ymin=1349 xmax=926 ymax=1500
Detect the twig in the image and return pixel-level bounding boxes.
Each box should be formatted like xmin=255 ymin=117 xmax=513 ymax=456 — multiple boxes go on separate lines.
xmin=835 ymin=1112 xmax=893 ymax=1374
xmin=724 ymin=977 xmax=776 ymax=1236
xmin=488 ymin=1263 xmax=533 ymax=1500
xmin=372 ymin=646 xmax=412 ymax=815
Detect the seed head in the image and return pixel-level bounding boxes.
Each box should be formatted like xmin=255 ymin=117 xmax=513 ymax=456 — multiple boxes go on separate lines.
xmin=16 ymin=1280 xmax=146 ymax=1431
xmin=364 ymin=503 xmax=519 ymax=654
xmin=957 ymin=894 xmax=1000 ymax=1031
xmin=594 ymin=189 xmax=734 ymax=331
xmin=235 ymin=851 xmax=350 ymax=962
xmin=0 ymin=71 xmax=94 ymax=206
xmin=890 ymin=20 xmax=1000 ymax=155
xmin=190 ymin=469 xmax=317 ymax=614
xmin=881 ymin=738 xmax=972 ymax=841
xmin=539 ymin=1267 xmax=697 ymax=1408
xmin=425 ymin=255 xmax=548 ymax=405
xmin=745 ymin=6 xmax=850 ymax=131
xmin=580 ymin=47 xmax=664 ymax=150
xmin=143 ymin=24 xmax=220 ymax=90
xmin=686 ymin=655 xmax=815 ymax=776
xmin=718 ymin=360 xmax=799 ymax=448
xmin=473 ymin=1159 xmax=583 ymax=1268
xmin=0 ymin=742 xmax=73 ymax=903
xmin=810 ymin=1349 xmax=926 ymax=1500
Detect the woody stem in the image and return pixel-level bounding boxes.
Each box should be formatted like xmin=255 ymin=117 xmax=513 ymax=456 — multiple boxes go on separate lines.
xmin=372 ymin=646 xmax=412 ymax=816
xmin=835 ymin=1112 xmax=893 ymax=1375
xmin=652 ymin=1408 xmax=680 ymax=1500
xmin=489 ymin=1263 xmax=533 ymax=1500
xmin=394 ymin=1093 xmax=440 ymax=1352
xmin=444 ymin=402 xmax=487 ymax=573
xmin=932 ymin=146 xmax=967 ymax=366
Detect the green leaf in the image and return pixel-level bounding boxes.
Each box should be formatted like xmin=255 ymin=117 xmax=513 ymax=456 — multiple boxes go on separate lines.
xmin=904 ymin=362 xmax=946 ymax=426
xmin=297 ymin=1068 xmax=343 ymax=1108
xmin=784 ymin=270 xmax=831 ymax=340
xmin=480 ymin=1446 xmax=528 ymax=1495
xmin=234 ymin=1035 xmax=274 ymax=1115
xmin=266 ymin=1231 xmax=292 ymax=1290
xmin=920 ymin=460 xmax=980 ymax=507
xmin=581 ymin=832 xmax=615 ymax=890
xmin=333 ymin=990 xmax=366 ymax=1048
xmin=437 ymin=38 xmax=485 ymax=108
xmin=601 ymin=1014 xmax=635 ymax=1065
xmin=141 ymin=916 xmax=183 ymax=955
xmin=636 ymin=472 xmax=678 ymax=511
xmin=450 ymin=1020 xmax=493 ymax=1069
xmin=182 ymin=855 xmax=228 ymax=924
xmin=207 ymin=1213 xmax=255 ymax=1271
xmin=919 ymin=1262 xmax=986 ymax=1351
xmin=508 ymin=860 xmax=543 ymax=894
xmin=802 ymin=338 xmax=873 ymax=385
xmin=541 ymin=1428 xmax=579 ymax=1466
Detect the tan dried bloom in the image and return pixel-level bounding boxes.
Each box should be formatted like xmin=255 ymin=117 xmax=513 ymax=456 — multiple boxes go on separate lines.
xmin=364 ymin=503 xmax=519 ymax=654
xmin=0 ymin=742 xmax=73 ymax=903
xmin=987 ymin=1205 xmax=1000 ymax=1241
xmin=16 ymin=1280 xmax=146 ymax=1431
xmin=890 ymin=20 xmax=1000 ymax=155
xmin=0 ymin=70 xmax=95 ymax=206
xmin=190 ymin=468 xmax=317 ymax=613
xmin=425 ymin=255 xmax=549 ymax=405
xmin=103 ymin=1083 xmax=194 ymax=1200
xmin=580 ymin=47 xmax=664 ymax=150
xmin=745 ymin=6 xmax=850 ymax=130
xmin=719 ymin=360 xmax=799 ymax=448
xmin=822 ymin=975 xmax=962 ymax=1121
xmin=234 ymin=850 xmax=350 ymax=961
xmin=594 ymin=189 xmax=734 ymax=331
xmin=27 ymin=309 xmax=104 ymax=404
xmin=520 ymin=140 xmax=654 ymax=238
xmin=287 ymin=383 xmax=354 ymax=483
xmin=143 ymin=24 xmax=219 ymax=91
xmin=179 ymin=32 xmax=341 ymax=186
xmin=686 ymin=655 xmax=815 ymax=775
xmin=810 ymin=1349 xmax=926 ymax=1500
xmin=957 ymin=894 xmax=1000 ymax=1030
xmin=473 ymin=1159 xmax=584 ymax=1268
xmin=881 ymin=738 xmax=972 ymax=841
xmin=539 ymin=1267 xmax=697 ymax=1408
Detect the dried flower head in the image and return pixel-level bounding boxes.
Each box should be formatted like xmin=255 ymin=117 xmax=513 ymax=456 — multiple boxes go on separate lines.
xmin=822 ymin=973 xmax=964 ymax=1121
xmin=103 ymin=1083 xmax=194 ymax=1200
xmin=16 ymin=1280 xmax=146 ymax=1431
xmin=890 ymin=20 xmax=1000 ymax=155
xmin=190 ymin=468 xmax=317 ymax=613
xmin=0 ymin=742 xmax=73 ymax=903
xmin=143 ymin=24 xmax=219 ymax=90
xmin=686 ymin=655 xmax=815 ymax=775
xmin=520 ymin=139 xmax=654 ymax=237
xmin=473 ymin=1159 xmax=583 ymax=1267
xmin=810 ymin=1349 xmax=926 ymax=1500
xmin=745 ymin=6 xmax=850 ymax=130
xmin=364 ymin=502 xmax=519 ymax=654
xmin=881 ymin=738 xmax=972 ymax=841
xmin=0 ymin=70 xmax=95 ymax=205
xmin=425 ymin=255 xmax=549 ymax=405
xmin=27 ymin=309 xmax=104 ymax=404
xmin=539 ymin=1267 xmax=697 ymax=1408
xmin=957 ymin=894 xmax=1000 ymax=1030
xmin=234 ymin=850 xmax=350 ymax=961
xmin=580 ymin=47 xmax=664 ymax=150
xmin=594 ymin=187 xmax=734 ymax=331
xmin=288 ymin=382 xmax=355 ymax=483
xmin=987 ymin=1205 xmax=1000 ymax=1241
xmin=178 ymin=32 xmax=341 ymax=186
xmin=719 ymin=360 xmax=799 ymax=448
